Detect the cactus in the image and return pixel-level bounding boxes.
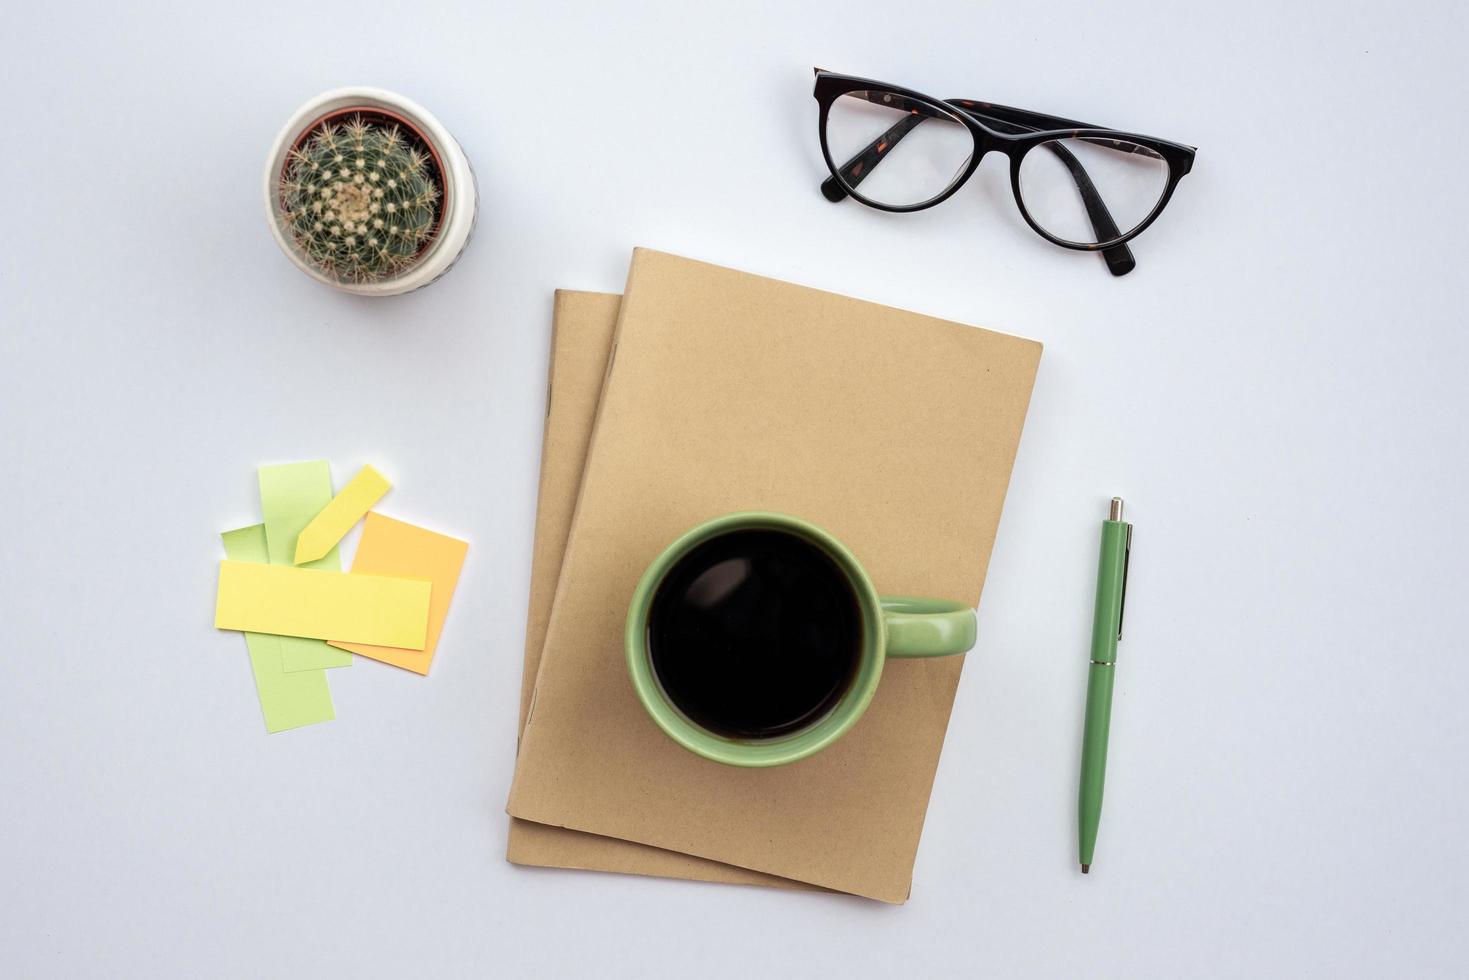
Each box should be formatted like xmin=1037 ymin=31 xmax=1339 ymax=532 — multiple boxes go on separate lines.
xmin=278 ymin=116 xmax=441 ymax=283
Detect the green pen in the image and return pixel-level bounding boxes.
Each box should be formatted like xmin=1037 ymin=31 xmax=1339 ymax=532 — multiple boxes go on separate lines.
xmin=1078 ymin=496 xmax=1132 ymax=874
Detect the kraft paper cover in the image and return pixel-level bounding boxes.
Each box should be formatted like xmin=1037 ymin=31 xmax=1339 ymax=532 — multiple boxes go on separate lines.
xmin=508 ymin=251 xmax=1041 ymax=903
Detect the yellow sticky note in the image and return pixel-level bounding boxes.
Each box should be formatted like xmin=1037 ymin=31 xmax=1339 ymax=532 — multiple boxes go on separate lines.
xmin=294 ymin=464 xmax=392 ymax=564
xmin=214 ymin=560 xmax=431 ymax=649
xmin=329 ymin=513 xmax=469 ymax=675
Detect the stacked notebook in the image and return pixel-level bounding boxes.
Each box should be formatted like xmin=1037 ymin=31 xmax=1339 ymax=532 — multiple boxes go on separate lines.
xmin=506 ymin=250 xmax=1041 ymax=903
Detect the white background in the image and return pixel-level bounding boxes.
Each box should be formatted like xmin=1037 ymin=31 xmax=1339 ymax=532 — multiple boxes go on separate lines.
xmin=2 ymin=2 xmax=1465 ymax=977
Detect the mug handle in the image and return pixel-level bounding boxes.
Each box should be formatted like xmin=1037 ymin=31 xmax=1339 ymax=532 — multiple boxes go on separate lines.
xmin=881 ymin=596 xmax=977 ymax=658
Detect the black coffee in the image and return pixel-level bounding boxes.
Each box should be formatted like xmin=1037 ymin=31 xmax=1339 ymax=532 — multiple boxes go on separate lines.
xmin=647 ymin=529 xmax=862 ymax=739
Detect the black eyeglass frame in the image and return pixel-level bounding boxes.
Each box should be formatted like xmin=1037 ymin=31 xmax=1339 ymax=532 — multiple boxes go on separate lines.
xmin=813 ymin=70 xmax=1197 ymax=276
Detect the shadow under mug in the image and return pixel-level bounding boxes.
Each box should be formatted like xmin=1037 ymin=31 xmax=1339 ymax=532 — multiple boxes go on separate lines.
xmin=626 ymin=511 xmax=976 ymax=767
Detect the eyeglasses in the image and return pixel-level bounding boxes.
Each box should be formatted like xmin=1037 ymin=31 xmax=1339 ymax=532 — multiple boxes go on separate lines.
xmin=812 ymin=70 xmax=1197 ymax=276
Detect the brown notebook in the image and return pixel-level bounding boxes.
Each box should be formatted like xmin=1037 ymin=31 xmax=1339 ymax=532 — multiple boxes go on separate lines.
xmin=509 ymin=290 xmax=808 ymax=890
xmin=508 ymin=250 xmax=1041 ymax=903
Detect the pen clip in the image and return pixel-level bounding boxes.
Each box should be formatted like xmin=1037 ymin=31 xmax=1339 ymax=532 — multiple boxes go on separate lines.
xmin=1117 ymin=522 xmax=1132 ymax=641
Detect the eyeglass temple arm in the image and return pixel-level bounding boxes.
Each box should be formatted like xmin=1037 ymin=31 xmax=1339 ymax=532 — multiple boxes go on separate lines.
xmin=963 ymin=110 xmax=1135 ymax=277
xmin=820 ymin=95 xmax=1136 ymax=276
xmin=819 ymin=112 xmax=926 ymax=201
xmin=819 ymin=94 xmax=964 ymax=203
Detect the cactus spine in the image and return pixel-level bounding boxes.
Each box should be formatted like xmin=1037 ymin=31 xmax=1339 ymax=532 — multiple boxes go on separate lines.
xmin=279 ymin=116 xmax=441 ymax=283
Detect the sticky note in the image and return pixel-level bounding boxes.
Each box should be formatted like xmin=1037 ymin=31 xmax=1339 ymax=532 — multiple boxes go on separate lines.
xmin=329 ymin=513 xmax=469 ymax=675
xmin=295 ymin=464 xmax=392 ymax=565
xmin=259 ymin=461 xmax=352 ymax=671
xmin=221 ymin=526 xmax=335 ymax=733
xmin=215 ymin=560 xmax=433 ymax=649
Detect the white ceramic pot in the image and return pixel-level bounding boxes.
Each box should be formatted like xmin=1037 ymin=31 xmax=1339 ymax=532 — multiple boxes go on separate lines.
xmin=263 ymin=87 xmax=477 ymax=296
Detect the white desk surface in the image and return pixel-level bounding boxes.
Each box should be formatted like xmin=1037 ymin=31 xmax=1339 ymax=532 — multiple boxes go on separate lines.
xmin=3 ymin=2 xmax=1464 ymax=977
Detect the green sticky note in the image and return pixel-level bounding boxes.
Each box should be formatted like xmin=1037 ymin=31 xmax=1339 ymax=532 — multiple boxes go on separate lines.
xmin=221 ymin=525 xmax=335 ymax=733
xmin=259 ymin=461 xmax=353 ymax=671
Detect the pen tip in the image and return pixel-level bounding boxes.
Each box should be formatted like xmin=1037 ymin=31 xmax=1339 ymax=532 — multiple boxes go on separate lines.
xmin=1080 ymin=864 xmax=1090 ymax=874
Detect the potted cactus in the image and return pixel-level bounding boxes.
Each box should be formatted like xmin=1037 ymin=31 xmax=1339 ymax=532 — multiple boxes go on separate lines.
xmin=264 ymin=88 xmax=476 ymax=296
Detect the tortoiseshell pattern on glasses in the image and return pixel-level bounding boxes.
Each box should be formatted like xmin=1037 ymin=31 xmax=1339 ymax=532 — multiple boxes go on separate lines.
xmin=813 ymin=70 xmax=1197 ymax=276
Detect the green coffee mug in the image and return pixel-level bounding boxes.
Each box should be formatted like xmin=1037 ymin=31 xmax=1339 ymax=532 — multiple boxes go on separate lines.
xmin=626 ymin=511 xmax=976 ymax=767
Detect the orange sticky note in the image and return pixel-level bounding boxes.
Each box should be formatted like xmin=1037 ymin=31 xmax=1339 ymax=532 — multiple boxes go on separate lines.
xmin=328 ymin=513 xmax=468 ymax=674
